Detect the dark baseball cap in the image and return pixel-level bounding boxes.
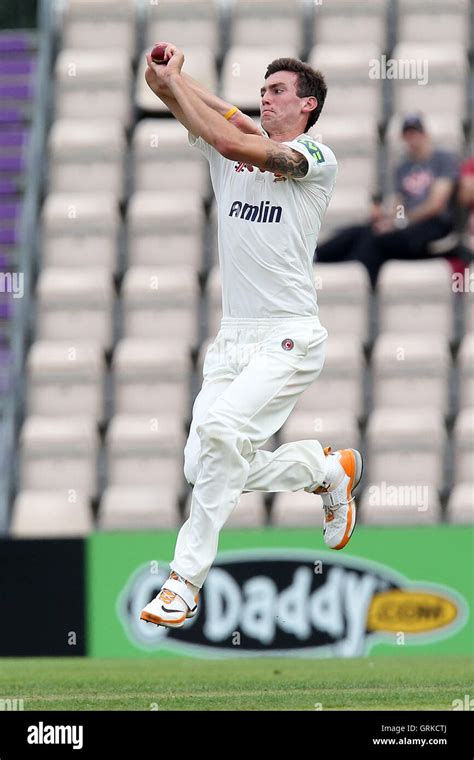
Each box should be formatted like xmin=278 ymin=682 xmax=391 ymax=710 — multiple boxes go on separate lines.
xmin=401 ymin=114 xmax=425 ymax=133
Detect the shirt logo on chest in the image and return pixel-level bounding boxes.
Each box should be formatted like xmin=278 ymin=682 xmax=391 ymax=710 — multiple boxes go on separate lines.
xmin=229 ymin=200 xmax=282 ymax=223
xmin=234 ymin=162 xmax=287 ymax=182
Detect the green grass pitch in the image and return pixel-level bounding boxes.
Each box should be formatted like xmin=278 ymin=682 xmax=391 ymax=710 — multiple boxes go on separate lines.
xmin=1 ymin=656 xmax=473 ymax=710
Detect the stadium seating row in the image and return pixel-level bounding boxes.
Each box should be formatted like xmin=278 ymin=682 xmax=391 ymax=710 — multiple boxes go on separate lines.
xmin=11 ymin=477 xmax=474 ymax=536
xmin=44 ymin=113 xmax=470 ymax=248
xmin=24 ymin=327 xmax=474 ymax=420
xmin=59 ymin=0 xmax=472 ymax=53
xmin=32 ymin=258 xmax=472 ymax=346
xmin=17 ymin=406 xmax=474 ymax=497
xmin=54 ymin=43 xmax=469 ymax=125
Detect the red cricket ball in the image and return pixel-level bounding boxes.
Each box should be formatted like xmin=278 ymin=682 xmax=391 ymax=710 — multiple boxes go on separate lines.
xmin=151 ymin=43 xmax=168 ymax=65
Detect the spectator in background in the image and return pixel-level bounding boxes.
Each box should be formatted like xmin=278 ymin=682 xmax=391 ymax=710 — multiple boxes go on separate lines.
xmin=459 ymin=156 xmax=474 ymax=254
xmin=315 ymin=115 xmax=460 ymax=286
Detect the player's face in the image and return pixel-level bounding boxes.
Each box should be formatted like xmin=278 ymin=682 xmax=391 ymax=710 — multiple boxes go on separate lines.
xmin=260 ymin=71 xmax=308 ymax=134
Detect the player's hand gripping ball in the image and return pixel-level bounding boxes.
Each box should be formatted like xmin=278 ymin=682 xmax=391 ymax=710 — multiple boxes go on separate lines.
xmin=151 ymin=43 xmax=168 ymax=65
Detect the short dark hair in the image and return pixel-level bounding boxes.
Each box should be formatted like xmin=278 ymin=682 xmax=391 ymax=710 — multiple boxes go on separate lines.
xmin=264 ymin=57 xmax=327 ymax=131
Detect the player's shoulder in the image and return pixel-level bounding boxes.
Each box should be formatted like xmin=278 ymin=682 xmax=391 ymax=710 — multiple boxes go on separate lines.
xmin=289 ymin=133 xmax=337 ymax=167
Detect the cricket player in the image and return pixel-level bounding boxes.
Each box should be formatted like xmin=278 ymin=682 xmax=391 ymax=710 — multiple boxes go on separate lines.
xmin=140 ymin=44 xmax=363 ymax=629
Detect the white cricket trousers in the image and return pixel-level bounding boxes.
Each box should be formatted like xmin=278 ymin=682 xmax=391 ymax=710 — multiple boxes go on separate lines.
xmin=170 ymin=315 xmax=329 ymax=588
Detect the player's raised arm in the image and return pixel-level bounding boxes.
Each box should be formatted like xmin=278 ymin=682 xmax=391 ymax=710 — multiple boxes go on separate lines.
xmin=221 ymin=134 xmax=310 ymax=178
xmin=145 ymin=44 xmax=262 ymax=137
xmin=154 ymin=50 xmax=310 ymax=178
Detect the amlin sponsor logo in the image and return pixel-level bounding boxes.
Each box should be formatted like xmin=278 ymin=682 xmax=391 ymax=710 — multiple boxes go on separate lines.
xmin=117 ymin=550 xmax=468 ymax=657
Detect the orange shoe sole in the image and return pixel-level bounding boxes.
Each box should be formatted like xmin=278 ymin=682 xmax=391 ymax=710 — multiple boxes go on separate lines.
xmin=140 ymin=610 xmax=187 ymax=628
xmin=331 ymin=448 xmax=363 ymax=551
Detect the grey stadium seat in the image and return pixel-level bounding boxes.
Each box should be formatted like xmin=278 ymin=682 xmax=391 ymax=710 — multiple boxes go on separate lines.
xmin=19 ymin=415 xmax=99 ymax=497
xmin=465 ymin=289 xmax=474 ymax=335
xmin=106 ymin=414 xmax=185 ymax=491
xmin=309 ymin=44 xmax=381 ymax=84
xmin=446 ymin=483 xmax=474 ymax=524
xmin=272 ymin=490 xmax=324 ymax=528
xmin=98 ymin=486 xmax=181 ymax=530
xmin=36 ymin=267 xmax=115 ymax=349
xmin=61 ymin=0 xmax=137 ymax=54
xmin=313 ymin=0 xmax=388 ymax=46
xmin=144 ymin=0 xmax=218 ymax=51
xmin=132 ymin=119 xmax=208 ymax=198
xmin=279 ymin=410 xmax=360 ymax=454
xmin=112 ymin=338 xmax=191 ymax=416
xmin=55 ymin=49 xmax=132 ymax=125
xmin=372 ymin=334 xmax=451 ymax=414
xmin=453 ymin=408 xmax=474 ymax=485
xmin=41 ymin=193 xmax=120 ymax=272
xmin=48 ymin=120 xmax=126 ymax=199
xmin=397 ymin=0 xmax=469 ymax=45
xmin=230 ymin=0 xmax=305 ymax=50
xmin=127 ymin=192 xmax=204 ymax=269
xmin=313 ymin=115 xmax=378 ymax=159
xmin=377 ymin=260 xmax=455 ymax=340
xmin=458 ymin=333 xmax=474 ymax=412
xmin=314 ymin=262 xmax=370 ymax=343
xmin=293 ymin=336 xmax=364 ymax=418
xmin=11 ymin=490 xmax=93 ymax=537
xmin=121 ymin=266 xmax=199 ymax=346
xmin=26 ymin=341 xmax=105 ymax=421
xmin=392 ymin=43 xmax=467 ymax=120
xmin=366 ymin=408 xmax=446 ymax=488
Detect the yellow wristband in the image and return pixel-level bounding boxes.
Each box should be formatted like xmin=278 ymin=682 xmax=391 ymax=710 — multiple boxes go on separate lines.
xmin=224 ymin=106 xmax=238 ymax=121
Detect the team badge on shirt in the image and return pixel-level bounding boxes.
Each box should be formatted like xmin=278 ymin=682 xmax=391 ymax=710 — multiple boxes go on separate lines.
xmin=297 ymin=137 xmax=325 ymax=163
xmin=281 ymin=338 xmax=294 ymax=351
xmin=234 ymin=161 xmax=287 ymax=182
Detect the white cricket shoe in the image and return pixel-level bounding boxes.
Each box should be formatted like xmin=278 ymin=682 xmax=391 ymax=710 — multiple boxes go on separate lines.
xmin=312 ymin=447 xmax=363 ymax=550
xmin=140 ymin=571 xmax=200 ymax=629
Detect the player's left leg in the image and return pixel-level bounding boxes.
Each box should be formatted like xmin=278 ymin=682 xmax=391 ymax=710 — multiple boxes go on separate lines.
xmin=182 ymin=326 xmax=329 ymax=492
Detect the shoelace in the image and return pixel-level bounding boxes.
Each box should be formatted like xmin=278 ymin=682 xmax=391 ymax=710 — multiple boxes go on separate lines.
xmin=159 ymin=589 xmax=176 ymax=604
xmin=324 ymin=491 xmax=355 ymax=515
xmin=324 ymin=497 xmax=353 ymax=513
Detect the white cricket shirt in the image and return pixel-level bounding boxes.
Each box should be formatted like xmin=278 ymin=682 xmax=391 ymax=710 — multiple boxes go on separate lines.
xmin=189 ymin=130 xmax=337 ymax=319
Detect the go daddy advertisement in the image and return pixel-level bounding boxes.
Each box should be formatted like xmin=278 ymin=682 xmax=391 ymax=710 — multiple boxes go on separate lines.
xmin=87 ymin=526 xmax=473 ymax=658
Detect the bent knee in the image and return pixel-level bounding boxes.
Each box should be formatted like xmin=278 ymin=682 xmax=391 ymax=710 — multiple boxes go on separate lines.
xmin=196 ymin=418 xmax=251 ymax=457
xmin=197 ymin=418 xmax=236 ymax=447
xmin=183 ymin=436 xmax=200 ymax=486
xmin=184 ymin=457 xmax=198 ymax=486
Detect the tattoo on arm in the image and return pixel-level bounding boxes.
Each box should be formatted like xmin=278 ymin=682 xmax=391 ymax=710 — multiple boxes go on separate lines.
xmin=264 ymin=146 xmax=308 ymax=178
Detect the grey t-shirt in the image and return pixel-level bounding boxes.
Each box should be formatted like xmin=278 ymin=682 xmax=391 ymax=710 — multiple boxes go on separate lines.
xmin=395 ymin=149 xmax=459 ymax=222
